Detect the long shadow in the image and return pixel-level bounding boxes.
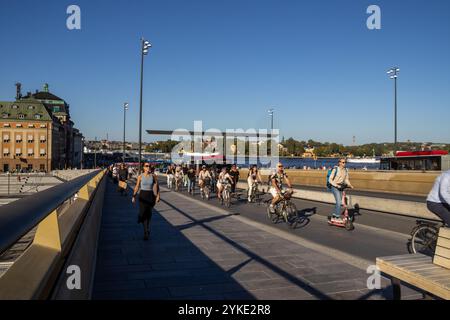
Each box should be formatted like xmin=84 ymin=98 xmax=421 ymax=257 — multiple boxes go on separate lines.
xmin=161 ymin=198 xmax=332 ymax=300
xmin=93 ymin=180 xmax=256 ymax=300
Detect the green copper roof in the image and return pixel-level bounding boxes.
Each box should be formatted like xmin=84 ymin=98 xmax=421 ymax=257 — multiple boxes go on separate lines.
xmin=0 ymin=100 xmax=52 ymax=121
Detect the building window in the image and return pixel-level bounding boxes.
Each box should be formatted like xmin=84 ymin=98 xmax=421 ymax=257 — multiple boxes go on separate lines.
xmin=40 ymin=124 xmax=47 ymax=128
xmin=12 ymin=105 xmax=18 ymax=109
xmin=15 ymin=148 xmax=22 ymax=156
xmin=28 ymin=105 xmax=35 ymax=110
xmin=16 ymin=135 xmax=22 ymax=143
xmin=16 ymin=123 xmax=22 ymax=128
xmin=40 ymin=164 xmax=45 ymax=172
xmin=2 ymin=113 xmax=8 ymax=119
xmin=3 ymin=148 xmax=9 ymax=157
xmin=40 ymin=148 xmax=46 ymax=156
xmin=27 ymin=135 xmax=34 ymax=143
xmin=3 ymin=123 xmax=10 ymax=127
xmin=18 ymin=114 xmax=25 ymax=119
xmin=28 ymin=148 xmax=34 ymax=156
xmin=28 ymin=164 xmax=33 ymax=171
xmin=3 ymin=135 xmax=9 ymax=143
xmin=34 ymin=114 xmax=42 ymax=119
xmin=40 ymin=135 xmax=46 ymax=143
xmin=28 ymin=124 xmax=34 ymax=128
xmin=53 ymin=106 xmax=60 ymax=112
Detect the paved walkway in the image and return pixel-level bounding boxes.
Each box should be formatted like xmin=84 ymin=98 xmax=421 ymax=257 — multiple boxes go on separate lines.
xmin=92 ymin=180 xmax=416 ymax=300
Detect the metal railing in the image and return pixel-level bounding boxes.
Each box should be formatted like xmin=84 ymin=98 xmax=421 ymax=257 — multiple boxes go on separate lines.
xmin=0 ymin=169 xmax=105 ymax=299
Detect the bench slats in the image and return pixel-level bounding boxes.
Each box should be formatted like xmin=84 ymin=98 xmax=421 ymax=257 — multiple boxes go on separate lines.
xmin=437 ymin=237 xmax=450 ymax=250
xmin=438 ymin=227 xmax=450 ymax=240
xmin=433 ymin=255 xmax=450 ymax=270
xmin=377 ymin=254 xmax=450 ymax=300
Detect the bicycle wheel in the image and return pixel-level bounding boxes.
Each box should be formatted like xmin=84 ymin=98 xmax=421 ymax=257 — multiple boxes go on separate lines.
xmin=286 ymin=202 xmax=298 ymax=226
xmin=224 ymin=190 xmax=231 ymax=208
xmin=266 ymin=205 xmax=279 ymax=223
xmin=409 ymin=224 xmax=439 ymax=256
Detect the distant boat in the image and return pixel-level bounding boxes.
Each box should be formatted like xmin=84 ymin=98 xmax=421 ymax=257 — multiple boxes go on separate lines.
xmin=347 ymin=157 xmax=380 ymax=164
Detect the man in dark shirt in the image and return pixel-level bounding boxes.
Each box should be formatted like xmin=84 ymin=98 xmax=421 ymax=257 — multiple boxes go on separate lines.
xmin=187 ymin=166 xmax=196 ymax=194
xmin=118 ymin=163 xmax=128 ymax=196
xmin=229 ymin=164 xmax=240 ymax=193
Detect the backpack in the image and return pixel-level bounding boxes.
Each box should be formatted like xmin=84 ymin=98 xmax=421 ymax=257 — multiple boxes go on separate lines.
xmin=326 ymin=167 xmax=338 ymax=190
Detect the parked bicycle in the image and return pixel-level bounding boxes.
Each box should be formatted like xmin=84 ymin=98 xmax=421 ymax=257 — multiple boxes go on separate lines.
xmin=266 ymin=190 xmax=297 ymax=226
xmin=407 ymin=220 xmax=444 ymax=256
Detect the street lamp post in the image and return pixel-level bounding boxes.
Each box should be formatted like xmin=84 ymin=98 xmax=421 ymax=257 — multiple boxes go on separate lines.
xmin=123 ymin=103 xmax=129 ymax=164
xmin=138 ymin=38 xmax=152 ymax=175
xmin=94 ymin=136 xmax=97 ymax=168
xmin=268 ymin=108 xmax=275 ymax=132
xmin=387 ymin=67 xmax=400 ymax=152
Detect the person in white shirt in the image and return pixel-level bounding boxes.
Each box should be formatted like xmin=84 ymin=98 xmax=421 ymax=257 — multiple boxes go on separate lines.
xmin=426 ymin=169 xmax=450 ymax=226
xmin=217 ymin=167 xmax=233 ymax=200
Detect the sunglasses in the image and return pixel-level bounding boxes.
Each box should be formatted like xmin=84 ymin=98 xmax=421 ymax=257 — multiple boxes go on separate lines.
xmin=340 ymin=161 xmax=346 ymax=164
xmin=144 ymin=165 xmax=150 ymax=167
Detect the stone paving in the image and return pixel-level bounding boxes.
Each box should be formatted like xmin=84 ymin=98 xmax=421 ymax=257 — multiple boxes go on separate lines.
xmin=92 ymin=180 xmax=416 ymax=300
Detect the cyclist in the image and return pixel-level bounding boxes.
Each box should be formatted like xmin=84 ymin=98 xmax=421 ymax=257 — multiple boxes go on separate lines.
xmin=182 ymin=164 xmax=189 ymax=188
xmin=247 ymin=165 xmax=262 ymax=203
xmin=174 ymin=165 xmax=184 ymax=190
xmin=269 ymin=163 xmax=293 ymax=212
xmin=187 ymin=165 xmax=196 ymax=194
xmin=229 ymin=164 xmax=240 ymax=193
xmin=426 ymin=169 xmax=450 ymax=226
xmin=166 ymin=164 xmax=175 ymax=189
xmin=217 ymin=167 xmax=233 ymax=201
xmin=328 ymin=158 xmax=354 ymax=222
xmin=198 ymin=165 xmax=212 ymax=195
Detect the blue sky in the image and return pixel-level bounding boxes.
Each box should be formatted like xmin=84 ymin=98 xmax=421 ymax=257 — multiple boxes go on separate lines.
xmin=1 ymin=0 xmax=449 ymax=144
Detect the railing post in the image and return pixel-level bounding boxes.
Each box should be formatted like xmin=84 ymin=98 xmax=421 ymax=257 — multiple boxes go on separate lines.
xmin=33 ymin=210 xmax=61 ymax=251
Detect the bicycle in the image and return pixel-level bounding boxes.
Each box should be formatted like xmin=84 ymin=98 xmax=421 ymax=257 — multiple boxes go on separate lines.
xmin=221 ymin=182 xmax=232 ymax=208
xmin=175 ymin=175 xmax=183 ymax=192
xmin=248 ymin=181 xmax=261 ymax=203
xmin=200 ymin=179 xmax=211 ymax=200
xmin=407 ymin=220 xmax=443 ymax=256
xmin=266 ymin=190 xmax=297 ymax=226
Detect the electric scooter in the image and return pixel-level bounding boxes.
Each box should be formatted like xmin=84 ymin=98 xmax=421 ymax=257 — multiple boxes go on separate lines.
xmin=328 ymin=184 xmax=356 ymax=231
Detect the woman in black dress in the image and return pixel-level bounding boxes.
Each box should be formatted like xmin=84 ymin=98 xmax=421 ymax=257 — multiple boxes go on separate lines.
xmin=132 ymin=163 xmax=160 ymax=240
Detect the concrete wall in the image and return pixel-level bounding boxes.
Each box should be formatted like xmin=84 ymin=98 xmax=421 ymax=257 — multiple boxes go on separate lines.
xmin=240 ymin=169 xmax=439 ymax=197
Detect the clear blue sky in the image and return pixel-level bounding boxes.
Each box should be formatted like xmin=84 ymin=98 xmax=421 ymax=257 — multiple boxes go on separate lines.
xmin=1 ymin=0 xmax=449 ymax=144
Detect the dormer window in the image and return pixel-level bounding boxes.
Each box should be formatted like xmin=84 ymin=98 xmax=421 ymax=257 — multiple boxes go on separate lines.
xmin=18 ymin=114 xmax=25 ymax=119
xmin=34 ymin=114 xmax=42 ymax=119
xmin=28 ymin=105 xmax=35 ymax=110
xmin=2 ymin=113 xmax=8 ymax=119
xmin=12 ymin=105 xmax=18 ymax=109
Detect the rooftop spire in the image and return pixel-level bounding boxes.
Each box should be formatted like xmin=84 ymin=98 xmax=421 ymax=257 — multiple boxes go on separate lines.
xmin=43 ymin=83 xmax=49 ymax=92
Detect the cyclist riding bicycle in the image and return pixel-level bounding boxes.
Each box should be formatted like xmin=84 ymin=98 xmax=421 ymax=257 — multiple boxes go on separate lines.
xmin=426 ymin=169 xmax=450 ymax=226
xmin=174 ymin=165 xmax=184 ymax=189
xmin=269 ymin=163 xmax=293 ymax=212
xmin=247 ymin=165 xmax=262 ymax=202
xmin=217 ymin=167 xmax=233 ymax=201
xmin=166 ymin=164 xmax=175 ymax=189
xmin=198 ymin=165 xmax=212 ymax=194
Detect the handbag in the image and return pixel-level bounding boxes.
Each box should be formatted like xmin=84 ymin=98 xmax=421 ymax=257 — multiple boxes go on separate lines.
xmin=119 ymin=180 xmax=127 ymax=189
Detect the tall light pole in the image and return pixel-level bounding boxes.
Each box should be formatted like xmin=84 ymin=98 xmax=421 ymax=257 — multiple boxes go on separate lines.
xmin=94 ymin=136 xmax=97 ymax=168
xmin=387 ymin=67 xmax=400 ymax=152
xmin=123 ymin=103 xmax=129 ymax=164
xmin=268 ymin=108 xmax=275 ymax=132
xmin=138 ymin=38 xmax=152 ymax=175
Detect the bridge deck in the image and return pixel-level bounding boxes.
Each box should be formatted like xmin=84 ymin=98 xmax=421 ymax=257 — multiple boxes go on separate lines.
xmin=92 ymin=179 xmax=422 ymax=300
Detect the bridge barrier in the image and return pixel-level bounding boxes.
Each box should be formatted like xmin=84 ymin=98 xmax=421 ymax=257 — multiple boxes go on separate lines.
xmin=0 ymin=170 xmax=105 ymax=299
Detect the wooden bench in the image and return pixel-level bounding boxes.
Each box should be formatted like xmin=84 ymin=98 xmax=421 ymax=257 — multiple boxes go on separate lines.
xmin=376 ymin=227 xmax=450 ymax=300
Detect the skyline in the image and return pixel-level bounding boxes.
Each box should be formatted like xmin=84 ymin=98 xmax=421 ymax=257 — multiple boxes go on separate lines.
xmin=1 ymin=0 xmax=449 ymax=144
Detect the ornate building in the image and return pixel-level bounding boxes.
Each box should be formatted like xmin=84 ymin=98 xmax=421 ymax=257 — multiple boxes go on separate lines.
xmin=0 ymin=83 xmax=83 ymax=172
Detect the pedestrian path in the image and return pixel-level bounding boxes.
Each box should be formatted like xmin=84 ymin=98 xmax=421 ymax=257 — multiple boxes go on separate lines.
xmin=92 ymin=180 xmax=417 ymax=300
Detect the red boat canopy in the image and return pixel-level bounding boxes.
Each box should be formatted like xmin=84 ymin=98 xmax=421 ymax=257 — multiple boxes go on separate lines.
xmin=395 ymin=150 xmax=449 ymax=157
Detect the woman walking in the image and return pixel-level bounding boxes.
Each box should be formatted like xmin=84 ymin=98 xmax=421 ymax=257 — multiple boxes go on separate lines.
xmin=132 ymin=163 xmax=160 ymax=240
